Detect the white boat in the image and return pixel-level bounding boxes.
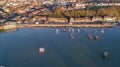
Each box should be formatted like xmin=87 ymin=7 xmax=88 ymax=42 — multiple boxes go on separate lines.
xmin=77 ymin=29 xmax=80 ymax=32
xmin=56 ymin=29 xmax=59 ymax=34
xmin=39 ymin=47 xmax=45 ymax=53
xmin=70 ymin=33 xmax=74 ymax=39
xmin=71 ymin=36 xmax=74 ymax=39
xmin=88 ymin=34 xmax=93 ymax=40
xmin=63 ymin=29 xmax=66 ymax=32
xmin=103 ymin=51 xmax=109 ymax=58
xmin=95 ymin=36 xmax=99 ymax=40
xmin=68 ymin=28 xmax=71 ymax=32
xmin=71 ymin=29 xmax=74 ymax=32
xmin=101 ymin=29 xmax=104 ymax=33
xmin=94 ymin=29 xmax=97 ymax=32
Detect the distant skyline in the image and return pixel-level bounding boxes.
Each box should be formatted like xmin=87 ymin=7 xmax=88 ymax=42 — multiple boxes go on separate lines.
xmin=2 ymin=0 xmax=120 ymax=2
xmin=0 ymin=0 xmax=120 ymax=3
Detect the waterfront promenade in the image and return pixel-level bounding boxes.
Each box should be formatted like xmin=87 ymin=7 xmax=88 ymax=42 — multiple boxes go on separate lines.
xmin=17 ymin=24 xmax=114 ymax=28
xmin=0 ymin=23 xmax=115 ymax=30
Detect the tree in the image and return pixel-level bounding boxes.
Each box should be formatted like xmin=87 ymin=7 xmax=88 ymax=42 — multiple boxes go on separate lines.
xmin=97 ymin=8 xmax=107 ymax=16
xmin=107 ymin=6 xmax=119 ymax=17
xmin=97 ymin=8 xmax=107 ymax=20
xmin=53 ymin=6 xmax=66 ymax=17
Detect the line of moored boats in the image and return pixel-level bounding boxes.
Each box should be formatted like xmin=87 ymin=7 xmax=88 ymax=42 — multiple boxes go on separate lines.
xmin=55 ymin=28 xmax=105 ymax=40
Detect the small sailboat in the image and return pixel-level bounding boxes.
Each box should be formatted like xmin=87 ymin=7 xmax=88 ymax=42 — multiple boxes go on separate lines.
xmin=94 ymin=29 xmax=97 ymax=32
xmin=88 ymin=34 xmax=93 ymax=40
xmin=103 ymin=51 xmax=109 ymax=59
xmin=101 ymin=29 xmax=104 ymax=33
xmin=70 ymin=33 xmax=74 ymax=39
xmin=95 ymin=36 xmax=99 ymax=40
xmin=39 ymin=47 xmax=45 ymax=53
xmin=71 ymin=28 xmax=74 ymax=32
xmin=71 ymin=36 xmax=74 ymax=39
xmin=68 ymin=28 xmax=71 ymax=32
xmin=77 ymin=29 xmax=80 ymax=32
xmin=63 ymin=29 xmax=66 ymax=32
xmin=56 ymin=29 xmax=59 ymax=34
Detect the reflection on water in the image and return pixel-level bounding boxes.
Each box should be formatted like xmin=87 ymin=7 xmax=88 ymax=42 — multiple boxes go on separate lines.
xmin=0 ymin=27 xmax=120 ymax=67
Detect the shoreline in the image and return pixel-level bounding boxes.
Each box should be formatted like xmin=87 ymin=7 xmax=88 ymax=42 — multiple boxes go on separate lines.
xmin=17 ymin=24 xmax=114 ymax=28
xmin=0 ymin=24 xmax=115 ymax=31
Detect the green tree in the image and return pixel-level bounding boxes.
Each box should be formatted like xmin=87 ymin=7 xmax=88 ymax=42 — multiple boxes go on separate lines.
xmin=53 ymin=6 xmax=66 ymax=17
xmin=97 ymin=8 xmax=107 ymax=16
xmin=107 ymin=6 xmax=119 ymax=17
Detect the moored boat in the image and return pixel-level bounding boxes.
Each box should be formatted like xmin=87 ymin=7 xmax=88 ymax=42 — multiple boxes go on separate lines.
xmin=94 ymin=29 xmax=97 ymax=32
xmin=88 ymin=34 xmax=93 ymax=40
xmin=39 ymin=47 xmax=45 ymax=53
xmin=77 ymin=29 xmax=80 ymax=32
xmin=71 ymin=28 xmax=74 ymax=32
xmin=103 ymin=51 xmax=109 ymax=58
xmin=95 ymin=36 xmax=99 ymax=40
xmin=68 ymin=28 xmax=71 ymax=32
xmin=101 ymin=29 xmax=104 ymax=33
xmin=63 ymin=29 xmax=66 ymax=32
xmin=70 ymin=33 xmax=74 ymax=39
xmin=56 ymin=29 xmax=59 ymax=34
xmin=71 ymin=36 xmax=74 ymax=39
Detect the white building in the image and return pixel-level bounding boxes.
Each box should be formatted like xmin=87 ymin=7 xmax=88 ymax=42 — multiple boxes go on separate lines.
xmin=96 ymin=3 xmax=120 ymax=6
xmin=74 ymin=3 xmax=86 ymax=9
xmin=43 ymin=1 xmax=54 ymax=5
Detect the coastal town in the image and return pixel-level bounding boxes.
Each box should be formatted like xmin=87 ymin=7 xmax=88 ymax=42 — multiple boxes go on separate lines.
xmin=0 ymin=0 xmax=120 ymax=30
xmin=1 ymin=1 xmax=120 ymax=67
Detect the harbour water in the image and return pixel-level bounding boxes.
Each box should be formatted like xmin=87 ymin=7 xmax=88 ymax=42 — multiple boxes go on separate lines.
xmin=0 ymin=27 xmax=120 ymax=67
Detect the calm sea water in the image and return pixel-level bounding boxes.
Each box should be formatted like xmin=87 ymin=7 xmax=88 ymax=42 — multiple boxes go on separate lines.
xmin=0 ymin=27 xmax=120 ymax=67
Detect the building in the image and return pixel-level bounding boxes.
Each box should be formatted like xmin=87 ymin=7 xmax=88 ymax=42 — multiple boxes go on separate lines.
xmin=33 ymin=0 xmax=39 ymax=7
xmin=74 ymin=2 xmax=86 ymax=9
